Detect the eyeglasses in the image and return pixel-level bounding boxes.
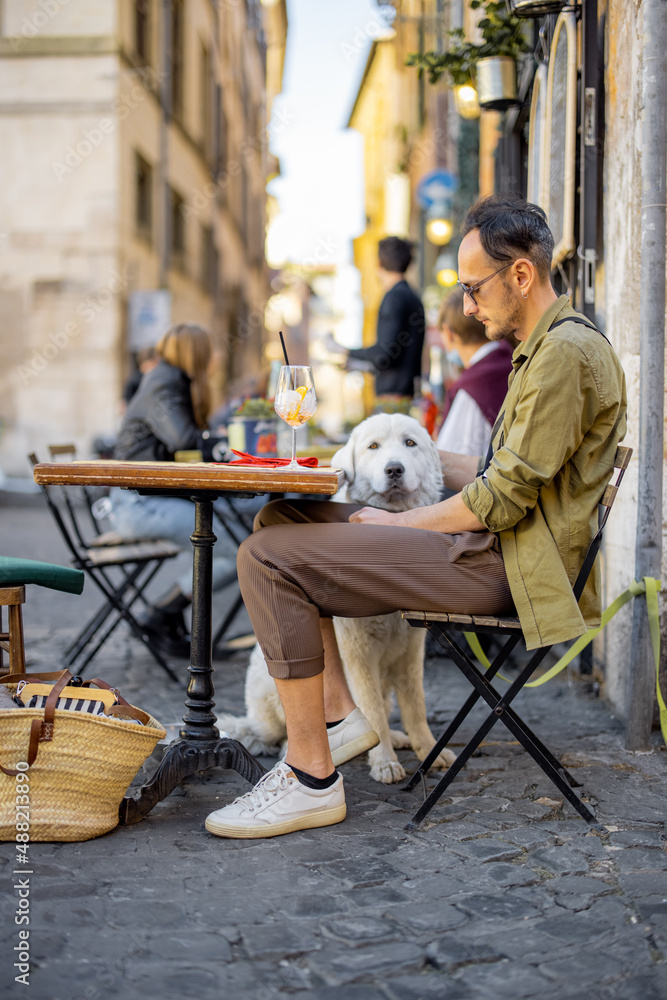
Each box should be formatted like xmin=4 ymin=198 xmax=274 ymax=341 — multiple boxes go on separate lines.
xmin=457 ymin=262 xmax=514 ymax=306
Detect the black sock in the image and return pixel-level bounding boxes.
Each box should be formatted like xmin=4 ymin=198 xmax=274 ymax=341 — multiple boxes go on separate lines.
xmin=325 ymin=719 xmax=344 ymax=729
xmin=289 ymin=764 xmax=339 ymax=789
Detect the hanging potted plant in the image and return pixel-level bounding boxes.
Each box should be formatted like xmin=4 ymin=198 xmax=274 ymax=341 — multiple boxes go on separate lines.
xmin=406 ymin=0 xmax=531 ymax=112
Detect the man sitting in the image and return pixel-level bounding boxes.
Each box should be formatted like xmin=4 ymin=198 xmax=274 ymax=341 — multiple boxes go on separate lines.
xmin=205 ymin=195 xmax=627 ymax=840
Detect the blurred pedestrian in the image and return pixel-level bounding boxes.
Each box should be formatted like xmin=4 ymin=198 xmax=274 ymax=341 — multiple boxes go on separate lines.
xmin=110 ymin=323 xmax=235 ymax=656
xmin=435 ymin=288 xmax=513 ymax=456
xmin=326 ymin=237 xmax=425 ymax=409
xmin=121 ymin=346 xmax=159 ymax=408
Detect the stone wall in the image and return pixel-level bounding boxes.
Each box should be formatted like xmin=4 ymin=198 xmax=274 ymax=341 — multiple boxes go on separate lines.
xmin=598 ymin=0 xmax=667 ymax=719
xmin=0 ymin=46 xmax=122 ymax=473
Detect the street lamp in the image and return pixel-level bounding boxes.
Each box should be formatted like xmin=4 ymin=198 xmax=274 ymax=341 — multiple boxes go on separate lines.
xmin=426 ymin=217 xmax=454 ymax=246
xmin=453 ymin=84 xmax=481 ymax=120
xmin=425 ymin=200 xmax=454 ymax=246
xmin=435 ymin=251 xmax=458 ymax=288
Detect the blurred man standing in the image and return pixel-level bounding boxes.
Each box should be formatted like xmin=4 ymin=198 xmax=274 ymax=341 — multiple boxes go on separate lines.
xmin=327 ymin=237 xmax=425 ymax=406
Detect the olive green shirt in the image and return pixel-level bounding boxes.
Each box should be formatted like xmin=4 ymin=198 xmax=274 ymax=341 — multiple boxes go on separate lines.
xmin=461 ymin=296 xmax=627 ymax=650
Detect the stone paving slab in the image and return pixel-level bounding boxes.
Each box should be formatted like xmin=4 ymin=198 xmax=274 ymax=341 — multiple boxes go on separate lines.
xmin=0 ymin=503 xmax=666 ymax=1000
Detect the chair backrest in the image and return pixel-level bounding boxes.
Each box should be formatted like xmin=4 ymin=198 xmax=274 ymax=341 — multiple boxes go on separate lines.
xmin=46 ymin=443 xmax=112 ymax=540
xmin=572 ymin=445 xmax=632 ymax=601
xmin=48 ymin=444 xmax=77 ymax=460
xmin=28 ymin=452 xmax=90 ymax=567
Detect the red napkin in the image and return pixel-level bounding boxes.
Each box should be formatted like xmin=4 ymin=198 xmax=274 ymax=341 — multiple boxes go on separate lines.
xmin=226 ymin=450 xmax=319 ymax=468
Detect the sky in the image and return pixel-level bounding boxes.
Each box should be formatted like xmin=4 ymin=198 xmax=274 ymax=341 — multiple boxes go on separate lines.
xmin=266 ymin=0 xmax=395 ymax=268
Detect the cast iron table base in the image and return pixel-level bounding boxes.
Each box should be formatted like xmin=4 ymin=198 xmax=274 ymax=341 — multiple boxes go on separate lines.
xmin=119 ymin=493 xmax=266 ymax=825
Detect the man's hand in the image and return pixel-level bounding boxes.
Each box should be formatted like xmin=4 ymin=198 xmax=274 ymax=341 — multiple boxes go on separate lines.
xmin=348 ymin=506 xmax=404 ymax=526
xmin=323 ymin=332 xmax=348 ymax=358
xmin=349 ymin=495 xmax=484 ymax=533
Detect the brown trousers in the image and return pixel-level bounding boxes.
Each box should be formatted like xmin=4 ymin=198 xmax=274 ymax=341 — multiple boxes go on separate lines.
xmin=236 ymin=499 xmax=514 ymax=679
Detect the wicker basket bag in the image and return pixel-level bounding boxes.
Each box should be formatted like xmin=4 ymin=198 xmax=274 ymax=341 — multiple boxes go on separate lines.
xmin=0 ymin=670 xmax=166 ymax=841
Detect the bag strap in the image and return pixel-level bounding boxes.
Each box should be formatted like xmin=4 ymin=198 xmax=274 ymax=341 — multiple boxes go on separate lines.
xmin=106 ymin=704 xmax=152 ymax=725
xmin=87 ymin=677 xmax=151 ymax=726
xmin=0 ymin=670 xmax=74 ymax=684
xmin=548 ymin=315 xmax=610 ymax=342
xmin=0 ymin=670 xmax=73 ymax=776
xmin=0 ymin=671 xmax=150 ymax=776
xmin=481 ymin=316 xmax=609 ymax=475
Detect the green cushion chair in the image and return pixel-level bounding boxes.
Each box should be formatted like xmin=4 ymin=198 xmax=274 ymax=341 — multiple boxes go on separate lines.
xmin=0 ymin=557 xmax=85 ymax=673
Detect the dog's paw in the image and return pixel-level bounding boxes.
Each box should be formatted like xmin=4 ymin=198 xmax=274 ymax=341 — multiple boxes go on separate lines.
xmin=389 ymin=728 xmax=411 ymax=749
xmin=369 ymin=759 xmax=407 ymax=783
xmin=431 ymin=748 xmax=457 ymax=770
xmin=216 ymin=715 xmax=281 ymax=757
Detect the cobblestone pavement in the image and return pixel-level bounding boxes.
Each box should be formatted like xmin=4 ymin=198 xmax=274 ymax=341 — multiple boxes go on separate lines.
xmin=1 ymin=499 xmax=666 ymax=1000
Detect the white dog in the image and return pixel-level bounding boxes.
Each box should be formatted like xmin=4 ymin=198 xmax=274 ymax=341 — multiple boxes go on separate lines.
xmin=218 ymin=413 xmax=456 ymax=783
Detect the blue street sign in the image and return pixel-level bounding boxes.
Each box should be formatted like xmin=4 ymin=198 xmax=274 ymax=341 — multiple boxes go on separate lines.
xmin=416 ymin=170 xmax=458 ymax=210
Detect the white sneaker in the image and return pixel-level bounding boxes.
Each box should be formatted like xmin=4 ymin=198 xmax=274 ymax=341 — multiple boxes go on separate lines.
xmin=327 ymin=708 xmax=380 ymax=767
xmin=205 ymin=761 xmax=346 ymax=839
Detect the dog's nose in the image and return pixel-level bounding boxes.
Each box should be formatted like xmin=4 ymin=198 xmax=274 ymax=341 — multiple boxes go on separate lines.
xmin=385 ymin=462 xmax=404 ymax=480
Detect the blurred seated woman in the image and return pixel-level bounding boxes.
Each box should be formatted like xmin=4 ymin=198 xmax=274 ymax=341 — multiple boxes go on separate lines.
xmin=110 ymin=323 xmax=236 ymax=656
xmin=435 ymin=288 xmax=513 ymax=456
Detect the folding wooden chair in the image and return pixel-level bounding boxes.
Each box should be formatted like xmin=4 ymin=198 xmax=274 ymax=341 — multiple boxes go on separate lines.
xmin=29 ymin=452 xmax=182 ymax=682
xmin=401 ymin=445 xmax=632 ymax=830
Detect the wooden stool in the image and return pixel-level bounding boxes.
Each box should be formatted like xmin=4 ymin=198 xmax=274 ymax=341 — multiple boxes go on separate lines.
xmin=0 ymin=586 xmax=26 ymax=673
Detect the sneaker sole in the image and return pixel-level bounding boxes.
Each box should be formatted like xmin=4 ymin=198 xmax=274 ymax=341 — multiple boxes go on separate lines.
xmin=205 ymin=803 xmax=347 ymax=839
xmin=330 ymin=729 xmax=380 ymax=767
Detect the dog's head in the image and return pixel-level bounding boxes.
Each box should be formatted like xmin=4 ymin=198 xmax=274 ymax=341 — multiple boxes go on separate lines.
xmin=331 ymin=413 xmax=443 ymax=511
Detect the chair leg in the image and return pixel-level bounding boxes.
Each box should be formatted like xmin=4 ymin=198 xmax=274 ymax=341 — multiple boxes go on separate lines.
xmin=405 ymin=709 xmax=503 ymax=831
xmin=497 ymin=708 xmax=596 ymax=823
xmin=8 ymin=604 xmax=26 ymax=673
xmin=403 ymin=628 xmax=522 ymax=791
xmin=63 ymin=561 xmax=149 ymax=662
xmin=69 ymin=561 xmax=183 ymax=683
xmin=444 ymin=638 xmax=581 ymax=788
xmin=404 ymin=627 xmax=595 ymax=828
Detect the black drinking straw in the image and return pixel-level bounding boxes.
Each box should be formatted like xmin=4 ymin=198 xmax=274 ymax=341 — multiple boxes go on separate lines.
xmin=279 ymin=330 xmax=290 ymax=367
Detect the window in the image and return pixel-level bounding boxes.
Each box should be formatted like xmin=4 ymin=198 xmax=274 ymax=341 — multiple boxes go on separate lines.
xmin=200 ymin=42 xmax=212 ymax=159
xmin=171 ymin=0 xmax=184 ymax=119
xmin=169 ymin=186 xmax=186 ymax=266
xmin=201 ymin=225 xmax=218 ymax=297
xmin=134 ymin=0 xmax=150 ymax=64
xmin=215 ymin=89 xmax=228 ymax=178
xmin=241 ymin=165 xmax=249 ymax=242
xmin=135 ymin=153 xmax=152 ymax=239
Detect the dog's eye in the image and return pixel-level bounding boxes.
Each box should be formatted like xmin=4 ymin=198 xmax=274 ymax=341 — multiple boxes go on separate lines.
xmin=405 ymin=439 xmax=417 ymax=447
xmin=368 ymin=442 xmax=379 ymax=450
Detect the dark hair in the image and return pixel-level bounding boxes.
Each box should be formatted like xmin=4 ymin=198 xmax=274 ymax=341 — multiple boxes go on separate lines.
xmin=439 ymin=288 xmax=488 ymax=346
xmin=378 ymin=236 xmax=413 ymax=274
xmin=461 ymin=194 xmax=554 ymax=280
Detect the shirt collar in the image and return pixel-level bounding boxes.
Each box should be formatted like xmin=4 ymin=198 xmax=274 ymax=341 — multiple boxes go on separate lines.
xmin=511 ymin=295 xmax=572 ymax=370
xmin=469 ymin=340 xmax=502 ymax=366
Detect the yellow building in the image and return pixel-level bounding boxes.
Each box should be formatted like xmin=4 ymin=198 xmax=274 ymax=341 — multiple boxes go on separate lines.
xmin=0 ymin=0 xmax=286 ymax=475
xmin=346 ymin=1 xmax=464 ymax=410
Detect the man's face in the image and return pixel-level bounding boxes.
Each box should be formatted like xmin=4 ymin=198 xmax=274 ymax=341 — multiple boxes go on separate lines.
xmin=457 ymin=230 xmax=523 ymax=342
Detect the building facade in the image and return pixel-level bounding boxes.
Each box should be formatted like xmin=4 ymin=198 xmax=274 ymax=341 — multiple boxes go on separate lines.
xmin=356 ymin=0 xmax=665 ymax=728
xmin=0 ymin=0 xmax=286 ymax=475
xmin=490 ymin=0 xmax=665 ymax=728
xmin=347 ymin=0 xmax=465 ymax=412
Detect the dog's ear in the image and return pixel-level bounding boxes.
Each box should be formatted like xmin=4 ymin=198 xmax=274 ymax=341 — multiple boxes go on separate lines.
xmin=331 ymin=432 xmax=356 ymax=484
